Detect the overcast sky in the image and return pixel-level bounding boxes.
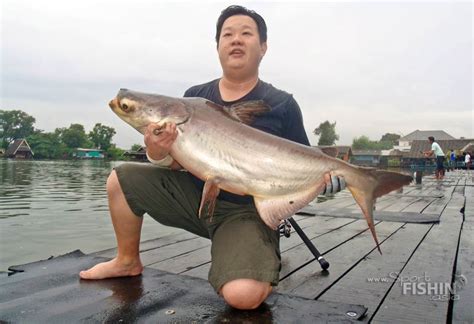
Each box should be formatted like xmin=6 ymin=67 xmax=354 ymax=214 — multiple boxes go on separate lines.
xmin=1 ymin=0 xmax=472 ymax=148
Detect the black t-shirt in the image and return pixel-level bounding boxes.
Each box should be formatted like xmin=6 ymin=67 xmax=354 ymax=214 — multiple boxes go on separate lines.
xmin=183 ymin=78 xmax=310 ymax=204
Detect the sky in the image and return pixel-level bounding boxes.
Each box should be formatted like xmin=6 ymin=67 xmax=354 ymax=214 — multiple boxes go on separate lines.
xmin=1 ymin=0 xmax=472 ymax=149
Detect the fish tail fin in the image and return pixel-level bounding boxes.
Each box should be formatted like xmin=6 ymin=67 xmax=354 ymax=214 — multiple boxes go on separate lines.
xmin=344 ymin=168 xmax=413 ymax=254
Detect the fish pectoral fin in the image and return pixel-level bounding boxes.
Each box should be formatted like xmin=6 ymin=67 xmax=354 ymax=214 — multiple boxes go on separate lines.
xmin=254 ymin=184 xmax=325 ymax=230
xmin=228 ymin=100 xmax=271 ymax=125
xmin=198 ymin=178 xmax=221 ymax=220
xmin=205 ymin=100 xmax=271 ymax=125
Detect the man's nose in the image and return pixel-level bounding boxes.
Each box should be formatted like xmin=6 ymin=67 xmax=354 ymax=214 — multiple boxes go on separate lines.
xmin=231 ymin=34 xmax=243 ymax=44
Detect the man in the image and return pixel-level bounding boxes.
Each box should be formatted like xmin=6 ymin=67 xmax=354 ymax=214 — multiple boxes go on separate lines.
xmin=449 ymin=149 xmax=456 ymax=170
xmin=465 ymin=151 xmax=471 ymax=171
xmin=80 ymin=5 xmax=342 ymax=310
xmin=423 ymin=136 xmax=445 ymax=180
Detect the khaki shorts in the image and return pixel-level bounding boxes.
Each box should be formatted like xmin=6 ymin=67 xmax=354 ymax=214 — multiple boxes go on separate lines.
xmin=115 ymin=162 xmax=281 ymax=292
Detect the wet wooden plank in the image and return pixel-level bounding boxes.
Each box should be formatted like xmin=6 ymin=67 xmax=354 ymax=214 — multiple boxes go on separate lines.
xmin=452 ymin=186 xmax=473 ymax=323
xmin=317 ymin=223 xmax=433 ymax=319
xmin=276 ymin=222 xmax=403 ymax=298
xmin=93 ymin=230 xmax=197 ymax=258
xmin=370 ymin=195 xmax=464 ymax=324
xmin=297 ymin=206 xmax=440 ymax=223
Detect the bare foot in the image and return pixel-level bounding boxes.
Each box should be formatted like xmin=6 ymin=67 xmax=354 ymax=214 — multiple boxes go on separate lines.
xmin=79 ymin=257 xmax=143 ymax=280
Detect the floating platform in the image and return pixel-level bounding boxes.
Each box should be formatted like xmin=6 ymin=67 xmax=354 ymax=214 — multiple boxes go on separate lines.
xmin=1 ymin=170 xmax=472 ymax=323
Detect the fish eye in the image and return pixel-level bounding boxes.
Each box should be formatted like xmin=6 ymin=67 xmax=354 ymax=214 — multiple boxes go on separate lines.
xmin=121 ymin=103 xmax=129 ymax=111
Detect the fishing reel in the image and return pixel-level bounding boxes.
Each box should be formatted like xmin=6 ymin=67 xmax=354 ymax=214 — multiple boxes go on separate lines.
xmin=278 ymin=219 xmax=292 ymax=238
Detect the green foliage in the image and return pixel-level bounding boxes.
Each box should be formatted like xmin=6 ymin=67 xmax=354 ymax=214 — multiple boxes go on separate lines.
xmin=352 ymin=135 xmax=393 ymax=150
xmin=56 ymin=124 xmax=91 ymax=149
xmin=27 ymin=131 xmax=67 ymax=159
xmin=106 ymin=145 xmax=126 ymax=160
xmin=131 ymin=144 xmax=143 ymax=152
xmin=313 ymin=121 xmax=339 ymax=146
xmin=379 ymin=133 xmax=400 ymax=149
xmin=0 ymin=110 xmax=36 ymax=149
xmin=88 ymin=123 xmax=116 ymax=151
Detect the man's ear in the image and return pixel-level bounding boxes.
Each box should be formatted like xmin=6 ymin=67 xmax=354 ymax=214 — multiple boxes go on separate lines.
xmin=260 ymin=42 xmax=267 ymax=58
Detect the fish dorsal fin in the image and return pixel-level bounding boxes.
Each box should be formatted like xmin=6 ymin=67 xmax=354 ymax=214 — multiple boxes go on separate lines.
xmin=254 ymin=183 xmax=326 ymax=230
xmin=319 ymin=147 xmax=339 ymax=158
xmin=206 ymin=100 xmax=270 ymax=125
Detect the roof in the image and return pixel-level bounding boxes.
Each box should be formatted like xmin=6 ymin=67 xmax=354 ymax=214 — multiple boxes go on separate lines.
xmin=5 ymin=139 xmax=34 ymax=156
xmin=407 ymin=139 xmax=474 ymax=158
xmin=352 ymin=150 xmax=381 ymax=156
xmin=315 ymin=145 xmax=352 ymax=157
xmin=76 ymin=148 xmax=103 ymax=152
xmin=461 ymin=143 xmax=474 ymax=153
xmin=399 ymin=130 xmax=455 ymax=142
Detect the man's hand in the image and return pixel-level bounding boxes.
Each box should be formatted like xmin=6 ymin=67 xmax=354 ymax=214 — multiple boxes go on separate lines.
xmin=144 ymin=122 xmax=178 ymax=160
xmin=322 ymin=173 xmax=345 ymax=196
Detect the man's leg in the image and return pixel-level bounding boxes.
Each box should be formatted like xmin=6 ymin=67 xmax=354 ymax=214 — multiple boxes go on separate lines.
xmin=220 ymin=279 xmax=272 ymax=310
xmin=207 ymin=203 xmax=281 ymax=310
xmin=79 ymin=170 xmax=143 ymax=279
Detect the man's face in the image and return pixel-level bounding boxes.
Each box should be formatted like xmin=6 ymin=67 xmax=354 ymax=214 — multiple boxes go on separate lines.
xmin=217 ymin=15 xmax=267 ymax=76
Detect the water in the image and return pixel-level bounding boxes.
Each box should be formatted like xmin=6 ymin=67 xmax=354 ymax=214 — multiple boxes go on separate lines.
xmin=0 ymin=159 xmax=182 ymax=272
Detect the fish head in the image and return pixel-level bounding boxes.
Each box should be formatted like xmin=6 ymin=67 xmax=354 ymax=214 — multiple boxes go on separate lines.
xmin=109 ymin=89 xmax=190 ymax=134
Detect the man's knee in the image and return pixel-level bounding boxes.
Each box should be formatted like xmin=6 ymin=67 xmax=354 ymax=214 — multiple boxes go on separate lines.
xmin=220 ymin=279 xmax=272 ymax=310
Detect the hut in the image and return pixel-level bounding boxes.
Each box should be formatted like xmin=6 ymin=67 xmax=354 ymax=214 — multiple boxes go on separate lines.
xmin=394 ymin=130 xmax=455 ymax=152
xmin=5 ymin=139 xmax=34 ymax=159
xmin=123 ymin=146 xmax=148 ymax=162
xmin=350 ymin=150 xmax=381 ymax=167
xmin=74 ymin=148 xmax=105 ymax=159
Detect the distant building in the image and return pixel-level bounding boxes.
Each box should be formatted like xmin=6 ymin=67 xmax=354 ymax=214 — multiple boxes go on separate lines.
xmin=461 ymin=143 xmax=474 ymax=154
xmin=394 ymin=130 xmax=455 ymax=152
xmin=123 ymin=146 xmax=148 ymax=162
xmin=5 ymin=139 xmax=34 ymax=159
xmin=315 ymin=145 xmax=353 ymax=161
xmin=74 ymin=148 xmax=105 ymax=159
xmin=351 ymin=150 xmax=381 ymax=167
xmin=402 ymin=138 xmax=474 ymax=167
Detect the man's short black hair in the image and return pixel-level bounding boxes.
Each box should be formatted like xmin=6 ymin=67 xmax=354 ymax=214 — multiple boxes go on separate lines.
xmin=428 ymin=136 xmax=435 ymax=142
xmin=215 ymin=5 xmax=267 ymax=44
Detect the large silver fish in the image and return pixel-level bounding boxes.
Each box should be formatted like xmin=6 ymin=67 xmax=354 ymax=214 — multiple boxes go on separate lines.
xmin=109 ymin=89 xmax=413 ymax=253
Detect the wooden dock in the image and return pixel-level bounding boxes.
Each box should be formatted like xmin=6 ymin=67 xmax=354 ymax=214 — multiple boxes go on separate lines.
xmin=2 ymin=170 xmax=472 ymax=323
xmin=91 ymin=170 xmax=473 ymax=323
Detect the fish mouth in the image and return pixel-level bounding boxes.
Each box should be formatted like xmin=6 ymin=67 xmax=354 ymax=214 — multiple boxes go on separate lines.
xmin=109 ymin=98 xmax=119 ymax=110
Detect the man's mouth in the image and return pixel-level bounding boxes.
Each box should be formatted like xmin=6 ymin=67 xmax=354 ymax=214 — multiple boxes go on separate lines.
xmin=230 ymin=49 xmax=245 ymax=56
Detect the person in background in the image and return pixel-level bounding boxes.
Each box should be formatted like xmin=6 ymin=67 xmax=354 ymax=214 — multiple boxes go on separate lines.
xmin=423 ymin=136 xmax=445 ymax=180
xmin=465 ymin=151 xmax=471 ymax=171
xmin=449 ymin=149 xmax=456 ymax=170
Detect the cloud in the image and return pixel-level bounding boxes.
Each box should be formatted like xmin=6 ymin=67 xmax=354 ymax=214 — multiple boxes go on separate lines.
xmin=1 ymin=0 xmax=472 ymax=148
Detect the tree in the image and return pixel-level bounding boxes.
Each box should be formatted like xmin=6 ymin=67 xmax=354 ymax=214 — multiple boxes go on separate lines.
xmin=88 ymin=123 xmax=116 ymax=150
xmin=131 ymin=144 xmax=143 ymax=152
xmin=27 ymin=131 xmax=67 ymax=159
xmin=379 ymin=133 xmax=401 ymax=149
xmin=313 ymin=121 xmax=339 ymax=146
xmin=352 ymin=135 xmax=393 ymax=150
xmin=0 ymin=110 xmax=36 ymax=149
xmin=56 ymin=124 xmax=90 ymax=149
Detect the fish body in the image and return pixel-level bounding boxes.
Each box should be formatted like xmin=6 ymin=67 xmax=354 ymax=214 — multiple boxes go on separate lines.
xmin=110 ymin=89 xmax=413 ymax=252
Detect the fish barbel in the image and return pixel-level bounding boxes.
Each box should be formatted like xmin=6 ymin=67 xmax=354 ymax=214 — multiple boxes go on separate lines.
xmin=109 ymin=89 xmax=413 ymax=253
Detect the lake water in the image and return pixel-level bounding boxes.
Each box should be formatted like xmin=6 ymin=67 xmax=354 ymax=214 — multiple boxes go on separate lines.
xmin=0 ymin=159 xmax=183 ymax=272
